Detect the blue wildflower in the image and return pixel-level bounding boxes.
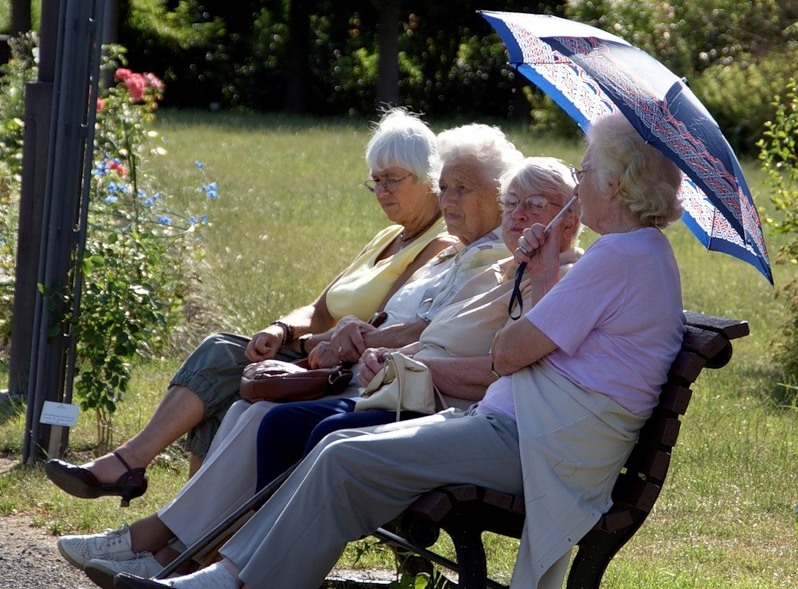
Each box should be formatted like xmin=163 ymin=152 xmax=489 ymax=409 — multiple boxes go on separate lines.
xmin=104 ymin=195 xmax=118 ymax=204
xmin=157 ymin=215 xmax=173 ymax=226
xmin=195 ymin=160 xmax=204 ymax=170
xmin=201 ymin=182 xmax=219 ymax=200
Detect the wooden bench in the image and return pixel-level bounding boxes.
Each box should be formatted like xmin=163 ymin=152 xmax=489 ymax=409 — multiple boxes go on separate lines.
xmin=374 ymin=311 xmax=749 ymax=589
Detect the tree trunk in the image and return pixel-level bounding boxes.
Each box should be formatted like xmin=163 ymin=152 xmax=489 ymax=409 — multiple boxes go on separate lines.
xmin=375 ymin=0 xmax=400 ymax=107
xmin=283 ymin=0 xmax=310 ymax=114
xmin=10 ymin=0 xmax=31 ymax=33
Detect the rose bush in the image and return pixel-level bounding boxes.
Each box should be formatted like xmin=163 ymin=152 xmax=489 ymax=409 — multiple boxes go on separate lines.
xmin=0 ymin=39 xmax=218 ymax=450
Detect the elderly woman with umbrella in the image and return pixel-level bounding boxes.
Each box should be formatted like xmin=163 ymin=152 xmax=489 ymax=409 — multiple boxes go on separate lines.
xmin=115 ymin=112 xmax=685 ymax=589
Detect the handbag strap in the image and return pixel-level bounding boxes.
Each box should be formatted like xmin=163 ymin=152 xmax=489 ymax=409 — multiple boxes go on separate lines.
xmin=388 ymin=352 xmax=403 ymax=422
xmin=327 ymin=363 xmax=352 ymax=389
xmin=433 ymin=386 xmax=448 ymax=412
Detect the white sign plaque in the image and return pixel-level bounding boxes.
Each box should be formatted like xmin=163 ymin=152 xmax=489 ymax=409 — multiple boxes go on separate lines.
xmin=39 ymin=401 xmax=79 ymax=427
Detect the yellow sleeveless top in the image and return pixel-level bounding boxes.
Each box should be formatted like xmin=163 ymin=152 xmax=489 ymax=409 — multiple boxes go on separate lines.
xmin=325 ymin=217 xmax=449 ymax=321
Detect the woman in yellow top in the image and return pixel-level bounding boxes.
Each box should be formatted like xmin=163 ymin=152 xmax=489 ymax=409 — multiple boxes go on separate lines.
xmin=45 ymin=108 xmax=452 ymax=504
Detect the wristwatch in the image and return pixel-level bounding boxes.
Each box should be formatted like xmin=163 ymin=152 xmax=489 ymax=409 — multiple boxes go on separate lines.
xmin=298 ymin=333 xmax=313 ymax=356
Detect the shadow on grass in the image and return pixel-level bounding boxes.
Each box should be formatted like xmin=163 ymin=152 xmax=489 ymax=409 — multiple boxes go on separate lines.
xmin=737 ymin=362 xmax=798 ymax=409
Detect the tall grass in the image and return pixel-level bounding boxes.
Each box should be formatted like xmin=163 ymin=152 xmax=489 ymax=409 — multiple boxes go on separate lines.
xmin=0 ymin=109 xmax=796 ymax=587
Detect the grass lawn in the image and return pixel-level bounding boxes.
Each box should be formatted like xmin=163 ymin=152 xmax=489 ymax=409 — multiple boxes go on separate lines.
xmin=1 ymin=108 xmax=796 ymax=588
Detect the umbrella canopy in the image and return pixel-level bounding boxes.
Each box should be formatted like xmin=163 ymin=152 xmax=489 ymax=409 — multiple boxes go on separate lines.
xmin=481 ymin=10 xmax=773 ymax=284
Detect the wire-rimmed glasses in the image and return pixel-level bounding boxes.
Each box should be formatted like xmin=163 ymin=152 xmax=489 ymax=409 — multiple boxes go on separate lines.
xmin=497 ymin=194 xmax=564 ymax=215
xmin=363 ymin=173 xmax=414 ymax=193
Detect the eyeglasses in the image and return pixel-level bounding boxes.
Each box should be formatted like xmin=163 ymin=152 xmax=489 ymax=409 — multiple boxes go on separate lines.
xmin=497 ymin=194 xmax=564 ymax=215
xmin=363 ymin=173 xmax=414 ymax=193
xmin=571 ymin=167 xmax=594 ymax=185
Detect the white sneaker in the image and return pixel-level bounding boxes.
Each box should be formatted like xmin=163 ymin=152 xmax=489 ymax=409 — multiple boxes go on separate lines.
xmin=84 ymin=554 xmax=165 ymax=589
xmin=57 ymin=524 xmax=136 ymax=569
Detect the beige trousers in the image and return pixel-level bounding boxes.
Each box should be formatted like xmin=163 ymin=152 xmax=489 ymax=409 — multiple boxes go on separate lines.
xmin=158 ymin=386 xmax=359 ymax=546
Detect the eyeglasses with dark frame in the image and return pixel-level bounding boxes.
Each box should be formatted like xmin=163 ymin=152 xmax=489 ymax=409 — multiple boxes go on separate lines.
xmin=363 ymin=172 xmax=415 ymax=193
xmin=497 ymin=194 xmax=565 ymax=215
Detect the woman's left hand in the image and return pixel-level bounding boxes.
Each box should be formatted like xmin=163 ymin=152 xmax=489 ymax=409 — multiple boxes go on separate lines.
xmin=307 ymin=341 xmax=342 ymax=369
xmin=330 ymin=317 xmax=379 ymax=363
xmin=357 ymin=347 xmax=390 ymax=387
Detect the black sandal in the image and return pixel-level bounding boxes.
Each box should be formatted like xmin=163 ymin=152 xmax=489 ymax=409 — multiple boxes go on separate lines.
xmin=45 ymin=451 xmax=148 ymax=507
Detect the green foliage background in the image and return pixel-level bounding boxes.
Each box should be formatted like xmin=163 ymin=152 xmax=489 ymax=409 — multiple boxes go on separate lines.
xmin=0 ymin=1 xmax=794 ymax=153
xmin=103 ymin=0 xmax=798 ymax=155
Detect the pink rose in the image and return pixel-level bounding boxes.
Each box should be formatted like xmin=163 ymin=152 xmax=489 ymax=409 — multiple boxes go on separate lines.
xmin=96 ymin=97 xmax=105 ymax=112
xmin=125 ymin=73 xmax=148 ymax=102
xmin=114 ymin=68 xmax=132 ymax=81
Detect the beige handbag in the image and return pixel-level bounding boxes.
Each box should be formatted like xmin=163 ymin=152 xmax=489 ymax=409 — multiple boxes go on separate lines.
xmin=354 ymin=352 xmax=444 ymax=420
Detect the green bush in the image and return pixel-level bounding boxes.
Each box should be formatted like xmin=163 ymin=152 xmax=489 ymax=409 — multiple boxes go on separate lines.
xmin=758 ymin=78 xmax=798 ymax=404
xmin=695 ymin=47 xmax=798 ymax=154
xmin=118 ymin=0 xmax=540 ymax=118
xmin=0 ymin=38 xmax=217 ymax=450
xmin=121 ymin=0 xmax=230 ymax=108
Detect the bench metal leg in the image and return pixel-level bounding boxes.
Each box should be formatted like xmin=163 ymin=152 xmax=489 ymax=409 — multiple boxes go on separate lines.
xmin=442 ymin=520 xmax=489 ymax=589
xmin=566 ymin=522 xmax=642 ymax=589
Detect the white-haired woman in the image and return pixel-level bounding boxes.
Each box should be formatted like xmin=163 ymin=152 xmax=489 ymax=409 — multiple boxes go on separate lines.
xmin=45 ymin=107 xmax=452 ymax=501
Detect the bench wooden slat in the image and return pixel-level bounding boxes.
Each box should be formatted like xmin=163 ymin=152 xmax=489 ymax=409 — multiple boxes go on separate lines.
xmin=612 ymin=475 xmax=662 ymax=513
xmin=409 ymin=490 xmax=452 ymax=523
xmin=681 ymin=324 xmax=730 ymax=359
xmin=668 ymin=349 xmax=708 ymax=384
xmin=624 ymin=447 xmax=671 ymax=481
xmin=482 ymin=488 xmax=515 ymax=511
xmin=658 ymin=382 xmax=693 ymax=414
xmin=592 ymin=506 xmax=634 ymax=532
xmin=682 ymin=311 xmax=750 ymax=340
xmin=639 ymin=414 xmax=681 ymax=448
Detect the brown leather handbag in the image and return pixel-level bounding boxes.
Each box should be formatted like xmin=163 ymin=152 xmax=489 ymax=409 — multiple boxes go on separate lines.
xmin=239 ymin=311 xmax=386 ymax=403
xmin=239 ymin=359 xmax=353 ymax=403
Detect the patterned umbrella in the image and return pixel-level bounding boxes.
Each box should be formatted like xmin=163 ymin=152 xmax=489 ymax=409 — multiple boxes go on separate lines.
xmin=481 ymin=10 xmax=772 ymax=283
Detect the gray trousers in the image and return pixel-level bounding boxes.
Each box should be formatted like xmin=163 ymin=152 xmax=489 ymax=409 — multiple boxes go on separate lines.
xmin=171 ymin=332 xmax=298 ymax=459
xmin=219 ymin=409 xmax=522 ymax=589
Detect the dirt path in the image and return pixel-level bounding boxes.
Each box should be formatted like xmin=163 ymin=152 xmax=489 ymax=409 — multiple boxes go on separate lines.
xmin=0 ymin=457 xmax=394 ymax=589
xmin=0 ymin=513 xmax=94 ymax=589
xmin=1 ymin=455 xmax=93 ymax=588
